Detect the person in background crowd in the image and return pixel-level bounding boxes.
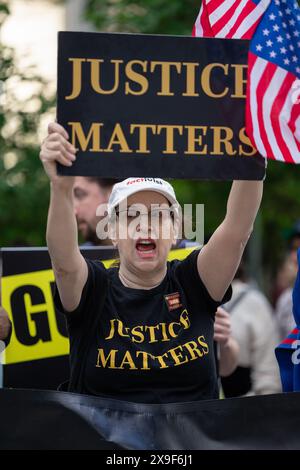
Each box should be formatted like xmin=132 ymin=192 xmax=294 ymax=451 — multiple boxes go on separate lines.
xmin=275 ymin=251 xmax=298 ymax=341
xmin=272 ymin=221 xmax=300 ymax=307
xmin=221 ymin=260 xmax=281 ymax=397
xmin=287 ymin=221 xmax=300 ymax=254
xmin=0 ymin=307 xmax=11 ymax=344
xmin=214 ymin=307 xmax=239 ymax=378
xmin=0 ymin=306 xmax=12 ymax=388
xmin=275 ymin=222 xmax=300 ymax=341
xmin=73 ymin=177 xmax=117 ymax=246
xmin=275 ymin=249 xmax=300 ymax=393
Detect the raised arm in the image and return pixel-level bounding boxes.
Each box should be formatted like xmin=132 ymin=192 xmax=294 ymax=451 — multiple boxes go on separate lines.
xmin=40 ymin=122 xmax=88 ymax=312
xmin=198 ymin=180 xmax=263 ymax=301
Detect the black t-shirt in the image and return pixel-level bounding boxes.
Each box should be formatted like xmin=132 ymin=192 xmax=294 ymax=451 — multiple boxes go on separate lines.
xmin=54 ymin=249 xmax=232 ymax=404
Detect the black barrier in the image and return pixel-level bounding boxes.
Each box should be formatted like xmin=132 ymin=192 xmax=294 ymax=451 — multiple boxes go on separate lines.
xmin=1 ymin=388 xmax=300 ymax=450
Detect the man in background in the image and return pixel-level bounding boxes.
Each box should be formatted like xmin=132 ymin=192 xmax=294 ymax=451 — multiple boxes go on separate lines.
xmin=73 ymin=177 xmax=117 ymax=246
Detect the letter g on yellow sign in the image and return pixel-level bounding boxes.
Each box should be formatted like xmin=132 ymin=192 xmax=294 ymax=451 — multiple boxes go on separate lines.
xmin=1 ymin=270 xmax=69 ymax=365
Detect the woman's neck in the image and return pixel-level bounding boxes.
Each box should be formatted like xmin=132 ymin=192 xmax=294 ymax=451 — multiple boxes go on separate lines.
xmin=118 ymin=264 xmax=167 ymax=290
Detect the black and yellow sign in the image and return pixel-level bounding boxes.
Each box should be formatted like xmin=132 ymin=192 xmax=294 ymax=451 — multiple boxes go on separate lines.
xmin=0 ymin=247 xmax=116 ymax=389
xmin=57 ymin=32 xmax=265 ymax=180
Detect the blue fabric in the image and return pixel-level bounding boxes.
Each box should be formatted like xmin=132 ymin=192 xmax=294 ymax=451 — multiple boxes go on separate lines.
xmin=292 ymin=250 xmax=300 ymax=327
xmin=250 ymin=0 xmax=300 ymax=79
xmin=275 ymin=249 xmax=300 ymax=392
xmin=176 ymin=239 xmax=201 ymax=249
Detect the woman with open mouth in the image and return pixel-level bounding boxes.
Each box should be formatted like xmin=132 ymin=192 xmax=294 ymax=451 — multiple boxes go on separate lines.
xmin=40 ymin=122 xmax=264 ymax=404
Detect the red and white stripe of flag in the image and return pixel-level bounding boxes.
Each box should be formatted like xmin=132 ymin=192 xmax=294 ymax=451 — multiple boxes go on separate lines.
xmin=192 ymin=0 xmax=271 ymax=40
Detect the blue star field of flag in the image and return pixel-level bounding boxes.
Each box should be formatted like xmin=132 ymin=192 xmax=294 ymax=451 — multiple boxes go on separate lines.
xmin=250 ymin=0 xmax=300 ymax=78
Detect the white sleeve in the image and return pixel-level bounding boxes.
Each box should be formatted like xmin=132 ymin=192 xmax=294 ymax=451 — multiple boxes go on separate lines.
xmin=249 ymin=294 xmax=282 ymax=395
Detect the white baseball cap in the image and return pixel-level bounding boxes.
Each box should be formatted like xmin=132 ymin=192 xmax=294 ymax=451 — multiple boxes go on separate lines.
xmin=107 ymin=177 xmax=180 ymax=217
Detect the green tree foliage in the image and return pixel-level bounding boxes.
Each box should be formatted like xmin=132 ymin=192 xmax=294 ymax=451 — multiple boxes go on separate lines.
xmin=86 ymin=0 xmax=199 ymax=35
xmin=0 ymin=1 xmax=55 ymax=246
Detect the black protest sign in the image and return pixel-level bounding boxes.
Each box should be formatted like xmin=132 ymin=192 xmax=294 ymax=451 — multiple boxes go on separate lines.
xmin=57 ymin=32 xmax=265 ymax=180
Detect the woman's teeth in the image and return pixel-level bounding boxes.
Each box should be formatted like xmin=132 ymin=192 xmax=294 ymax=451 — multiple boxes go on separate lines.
xmin=136 ymin=240 xmax=156 ymax=252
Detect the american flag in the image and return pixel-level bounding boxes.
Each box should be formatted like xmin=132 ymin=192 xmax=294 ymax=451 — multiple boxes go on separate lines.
xmin=192 ymin=0 xmax=272 ymax=39
xmin=193 ymin=0 xmax=300 ymax=164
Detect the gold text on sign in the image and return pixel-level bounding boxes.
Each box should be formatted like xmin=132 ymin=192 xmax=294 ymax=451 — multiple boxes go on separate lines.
xmin=68 ymin=122 xmax=257 ymax=157
xmin=65 ymin=58 xmax=248 ymax=101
